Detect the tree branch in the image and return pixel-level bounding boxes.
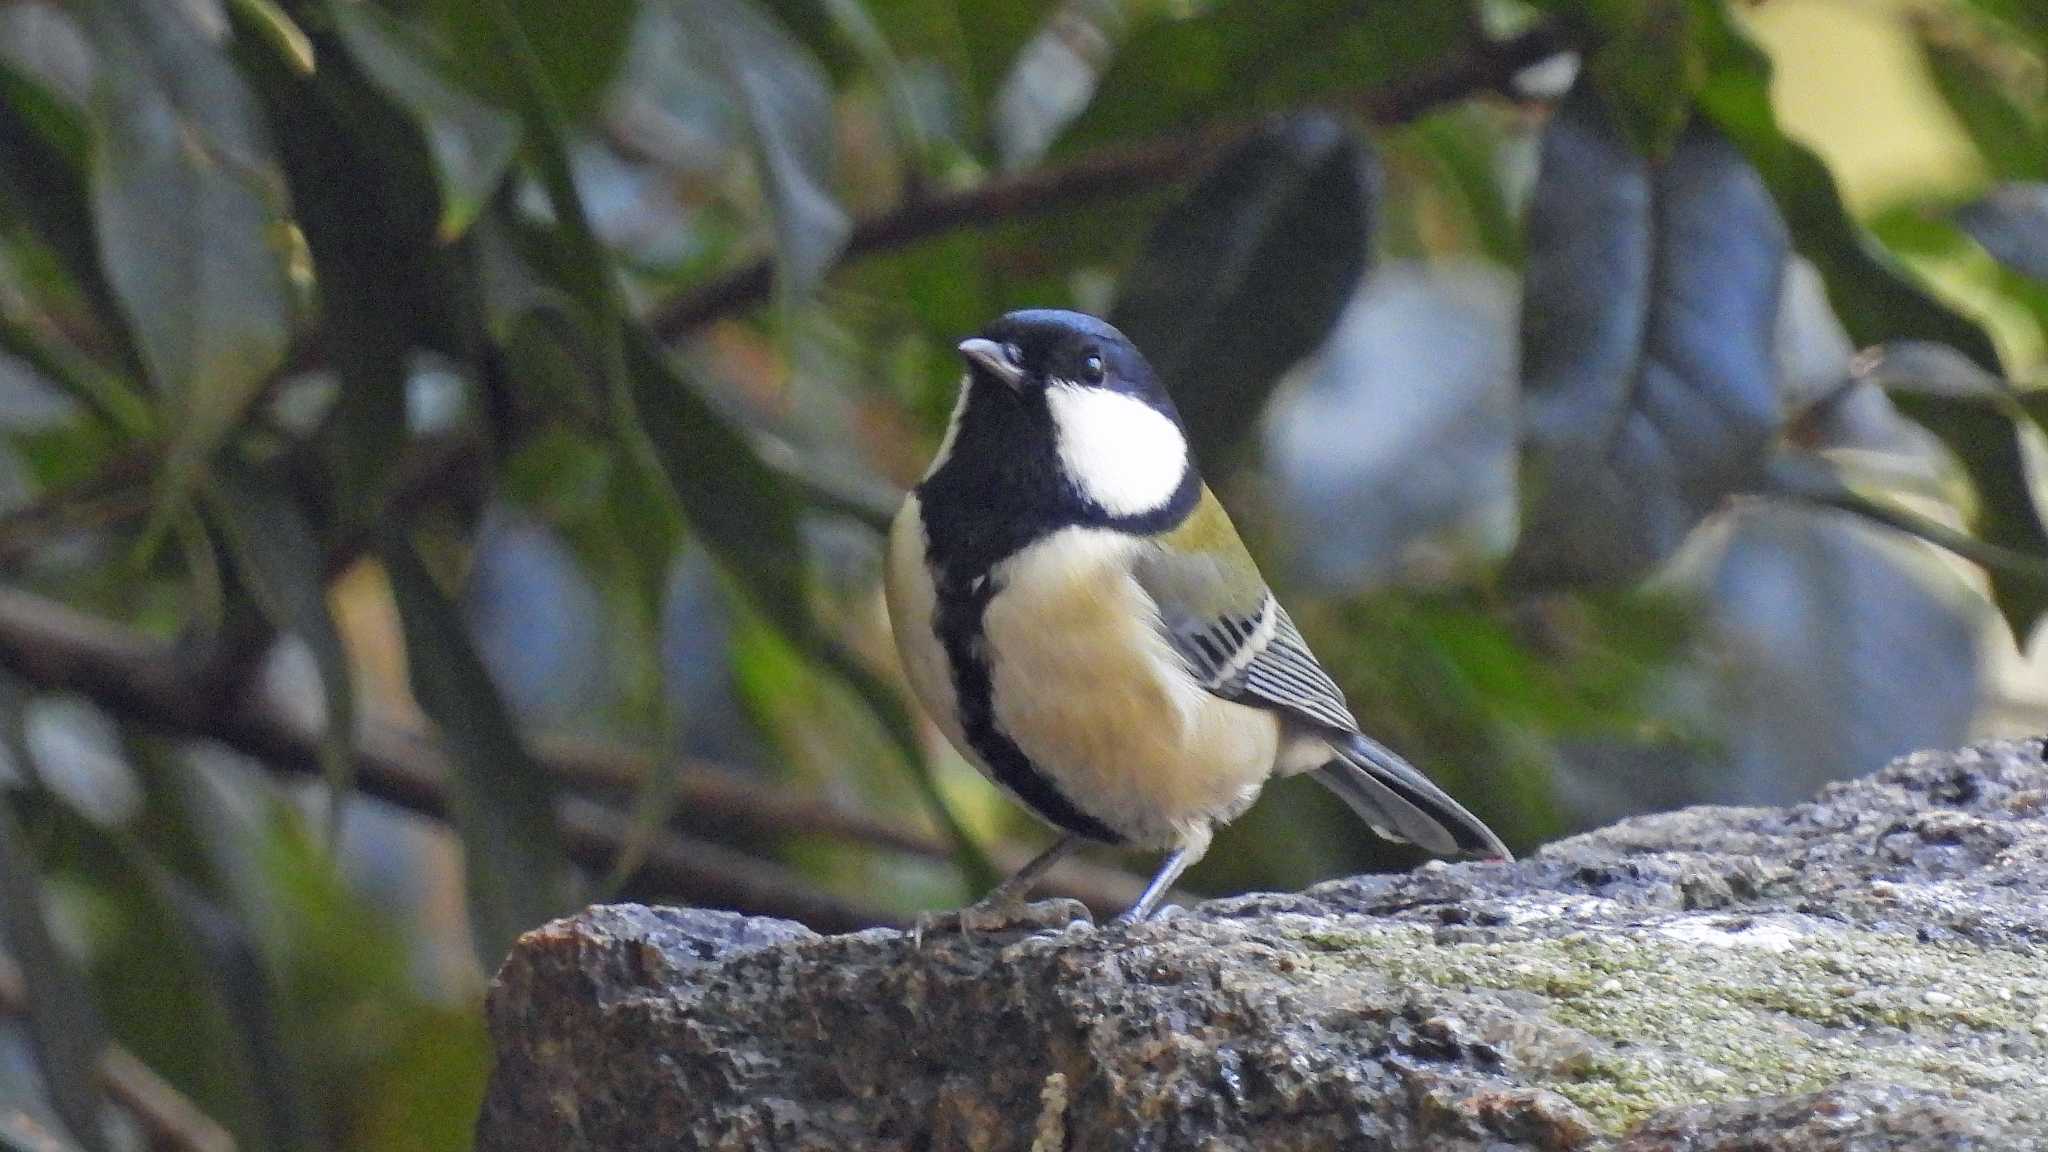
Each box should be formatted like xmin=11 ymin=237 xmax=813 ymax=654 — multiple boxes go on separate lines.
xmin=0 ymin=584 xmax=1148 ymax=926
xmin=0 ymin=583 xmax=899 ymax=931
xmin=0 ymin=26 xmax=1565 ymax=570
xmin=539 ymin=737 xmax=1150 ymax=912
xmin=0 ymin=955 xmax=236 ymax=1152
xmin=646 ymin=23 xmax=1564 ymax=340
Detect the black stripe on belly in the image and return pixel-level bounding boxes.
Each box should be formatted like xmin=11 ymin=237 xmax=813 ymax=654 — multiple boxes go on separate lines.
xmin=929 ymin=571 xmax=1123 ymax=845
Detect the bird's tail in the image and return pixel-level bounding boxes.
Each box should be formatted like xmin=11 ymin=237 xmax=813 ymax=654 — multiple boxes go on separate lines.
xmin=1311 ymin=732 xmax=1512 ymax=861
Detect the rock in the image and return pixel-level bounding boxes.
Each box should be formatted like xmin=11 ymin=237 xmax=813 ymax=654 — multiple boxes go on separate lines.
xmin=476 ymin=739 xmax=2048 ymax=1151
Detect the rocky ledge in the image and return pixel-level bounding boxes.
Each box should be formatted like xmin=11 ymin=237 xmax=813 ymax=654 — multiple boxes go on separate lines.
xmin=476 ymin=738 xmax=2048 ymax=1151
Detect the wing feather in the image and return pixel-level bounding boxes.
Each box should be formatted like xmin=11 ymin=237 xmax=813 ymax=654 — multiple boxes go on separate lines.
xmin=1132 ymin=509 xmax=1511 ymax=861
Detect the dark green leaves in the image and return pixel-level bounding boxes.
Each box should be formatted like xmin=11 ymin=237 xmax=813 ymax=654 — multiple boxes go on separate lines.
xmin=205 ymin=468 xmax=356 ymax=839
xmin=1513 ymin=87 xmax=1786 ymax=585
xmin=1916 ymin=25 xmax=2047 ymax=181
xmin=1954 ymin=184 xmax=2048 ymax=282
xmin=1110 ymin=115 xmax=1376 ymax=469
xmin=0 ymin=680 xmax=110 ymax=1152
xmin=623 ymin=331 xmax=812 ymax=642
xmin=1846 ymin=342 xmax=2048 ymax=636
xmin=1682 ymin=8 xmax=2048 ymax=639
xmin=663 ymin=0 xmax=850 ymax=292
xmin=1060 ymin=0 xmax=1468 ymax=152
xmin=0 ymin=55 xmax=137 ymax=379
xmin=75 ymin=0 xmax=292 ymax=533
xmin=380 ymin=533 xmax=575 ymax=966
xmin=331 ymin=3 xmax=521 ymax=242
xmin=1693 ymin=6 xmax=2001 ymax=369
xmin=233 ymin=0 xmax=450 ymax=518
xmin=428 ymin=0 xmax=637 ymax=119
xmin=1576 ymin=0 xmax=1703 ymax=156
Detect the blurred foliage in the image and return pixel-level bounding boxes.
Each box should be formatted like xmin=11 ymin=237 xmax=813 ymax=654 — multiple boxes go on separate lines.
xmin=0 ymin=0 xmax=2042 ymax=1148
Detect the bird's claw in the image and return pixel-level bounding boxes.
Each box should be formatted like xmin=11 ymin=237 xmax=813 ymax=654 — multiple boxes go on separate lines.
xmin=912 ymin=897 xmax=1093 ymax=945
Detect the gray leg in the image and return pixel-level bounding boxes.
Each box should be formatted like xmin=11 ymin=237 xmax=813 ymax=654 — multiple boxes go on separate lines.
xmin=980 ymin=833 xmax=1083 ymax=907
xmin=1113 ymin=846 xmax=1197 ymax=925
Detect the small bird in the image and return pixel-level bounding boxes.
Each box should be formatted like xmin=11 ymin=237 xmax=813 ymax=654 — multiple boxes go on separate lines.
xmin=886 ymin=309 xmax=1508 ymax=926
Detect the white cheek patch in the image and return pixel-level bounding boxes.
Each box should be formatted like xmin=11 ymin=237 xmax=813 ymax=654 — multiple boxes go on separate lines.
xmin=1045 ymin=384 xmax=1189 ymax=517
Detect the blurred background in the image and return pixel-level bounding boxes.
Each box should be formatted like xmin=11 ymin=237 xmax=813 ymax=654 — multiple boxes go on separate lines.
xmin=0 ymin=0 xmax=2043 ymax=1147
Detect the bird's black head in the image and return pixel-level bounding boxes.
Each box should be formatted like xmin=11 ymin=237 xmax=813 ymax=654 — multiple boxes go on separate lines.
xmin=916 ymin=310 xmax=1198 ymax=567
xmin=957 ymin=309 xmax=1180 ymax=420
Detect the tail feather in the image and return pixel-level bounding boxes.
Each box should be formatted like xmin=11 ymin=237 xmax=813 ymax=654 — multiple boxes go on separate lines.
xmin=1312 ymin=733 xmax=1512 ymax=861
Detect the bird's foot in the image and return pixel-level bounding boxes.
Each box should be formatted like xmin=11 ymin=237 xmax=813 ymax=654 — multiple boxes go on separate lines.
xmin=1109 ymin=901 xmax=1185 ymax=928
xmin=912 ymin=897 xmax=1093 ymax=945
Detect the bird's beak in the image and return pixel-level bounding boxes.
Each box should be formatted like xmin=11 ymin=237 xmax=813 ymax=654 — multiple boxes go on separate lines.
xmin=958 ymin=337 xmax=1025 ymax=389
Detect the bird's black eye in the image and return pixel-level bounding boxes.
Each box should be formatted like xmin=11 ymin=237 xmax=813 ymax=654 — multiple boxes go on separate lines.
xmin=1081 ymin=354 xmax=1105 ymax=384
xmin=1002 ymin=342 xmax=1025 ymax=366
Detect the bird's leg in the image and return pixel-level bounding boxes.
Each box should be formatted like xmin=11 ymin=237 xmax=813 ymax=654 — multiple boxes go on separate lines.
xmin=982 ymin=832 xmax=1084 ymax=908
xmin=1112 ymin=839 xmax=1205 ymax=926
xmin=914 ymin=834 xmax=1089 ymax=942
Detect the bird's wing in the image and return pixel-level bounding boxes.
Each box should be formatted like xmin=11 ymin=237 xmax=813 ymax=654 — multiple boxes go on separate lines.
xmin=1132 ymin=487 xmax=1360 ymax=733
xmin=1135 ymin=487 xmax=1511 ymax=860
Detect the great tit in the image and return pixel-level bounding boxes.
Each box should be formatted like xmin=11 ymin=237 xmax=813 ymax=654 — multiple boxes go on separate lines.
xmin=886 ymin=309 xmax=1508 ymax=925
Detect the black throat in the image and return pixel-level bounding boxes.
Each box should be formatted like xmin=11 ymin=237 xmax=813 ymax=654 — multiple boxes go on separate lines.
xmin=914 ymin=376 xmax=1197 ymax=844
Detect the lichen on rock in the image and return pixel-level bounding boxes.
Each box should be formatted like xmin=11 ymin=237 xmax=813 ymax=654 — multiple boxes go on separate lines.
xmin=477 ymin=738 xmax=2048 ymax=1151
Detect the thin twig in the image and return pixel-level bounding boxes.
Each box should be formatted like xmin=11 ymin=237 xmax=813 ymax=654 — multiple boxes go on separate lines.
xmin=0 ymin=955 xmax=237 ymax=1152
xmin=539 ymin=737 xmax=1151 ymax=913
xmin=0 ymin=584 xmax=897 ymax=930
xmin=646 ymin=24 xmax=1564 ymax=339
xmin=0 ymin=585 xmax=1151 ymax=923
xmin=0 ymin=27 xmax=1565 ymax=574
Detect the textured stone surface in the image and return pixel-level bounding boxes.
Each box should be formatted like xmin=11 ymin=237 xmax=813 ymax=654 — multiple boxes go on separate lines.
xmin=477 ymin=738 xmax=2048 ymax=1151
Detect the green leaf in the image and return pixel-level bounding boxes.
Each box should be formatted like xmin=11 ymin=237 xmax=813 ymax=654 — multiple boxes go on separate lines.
xmin=379 ymin=531 xmax=576 ymax=965
xmin=0 ymin=314 xmax=152 ymax=437
xmin=1916 ymin=25 xmax=2048 ymax=181
xmin=477 ymin=0 xmax=991 ymax=893
xmin=32 ymin=735 xmax=305 ymax=1152
xmin=1956 ymin=0 xmax=2048 ymax=48
xmin=1406 ymin=107 xmax=1524 ymax=266
xmin=204 ymin=467 xmax=356 ymax=848
xmin=75 ymin=0 xmax=292 ymax=546
xmin=428 ymin=0 xmax=637 ymax=118
xmin=135 ymin=849 xmax=317 ymax=1152
xmin=0 ymin=677 xmax=111 ymax=1152
xmin=1110 ymin=114 xmax=1375 ymax=469
xmin=818 ymin=0 xmax=933 ymax=174
xmin=1511 ymin=84 xmax=1787 ymax=585
xmin=1766 ymin=452 xmax=2048 ymax=594
xmin=1058 ymin=0 xmax=1468 ymax=152
xmin=349 ymin=1007 xmax=490 ymax=1152
xmin=0 ymin=57 xmax=140 ymax=378
xmin=622 ymin=330 xmax=813 ymax=641
xmin=664 ymin=0 xmax=851 ymax=293
xmin=233 ymin=0 xmax=461 ymax=516
xmin=226 ymin=0 xmax=314 ymax=76
xmin=330 ymin=3 xmax=521 ymax=242
xmin=1693 ymin=6 xmax=2048 ymax=640
xmin=1578 ymin=0 xmax=1702 ymax=157
xmin=1953 ymin=183 xmax=2048 ymax=282
xmin=956 ymin=0 xmax=1061 ymax=129
xmin=1694 ymin=7 xmax=2000 ymax=367
xmin=472 ymin=0 xmax=817 ymax=642
xmin=1850 ymin=341 xmax=2048 ymax=638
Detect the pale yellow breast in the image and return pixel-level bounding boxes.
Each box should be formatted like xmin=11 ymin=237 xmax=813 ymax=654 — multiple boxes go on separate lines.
xmin=981 ymin=527 xmax=1279 ymax=848
xmin=884 ymin=497 xmax=971 ymax=761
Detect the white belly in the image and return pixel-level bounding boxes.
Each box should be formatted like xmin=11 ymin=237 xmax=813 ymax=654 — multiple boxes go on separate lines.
xmin=888 ymin=501 xmax=1280 ymax=849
